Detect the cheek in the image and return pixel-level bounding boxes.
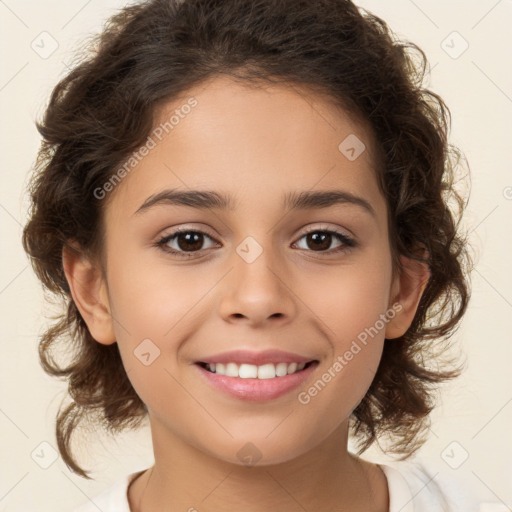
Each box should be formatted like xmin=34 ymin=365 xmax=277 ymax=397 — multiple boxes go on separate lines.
xmin=107 ymin=246 xmax=214 ymax=342
xmin=104 ymin=249 xmax=218 ymax=396
xmin=303 ymin=251 xmax=392 ymax=402
xmin=309 ymin=251 xmax=393 ymax=343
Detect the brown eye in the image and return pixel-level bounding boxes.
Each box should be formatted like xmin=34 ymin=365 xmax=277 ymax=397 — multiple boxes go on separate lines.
xmin=174 ymin=232 xmax=205 ymax=252
xmin=304 ymin=232 xmax=333 ymax=251
xmin=156 ymin=229 xmax=218 ymax=257
xmin=294 ymin=228 xmax=355 ymax=254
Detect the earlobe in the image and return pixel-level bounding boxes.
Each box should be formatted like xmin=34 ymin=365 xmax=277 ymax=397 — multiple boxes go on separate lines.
xmin=385 ymin=253 xmax=430 ymax=340
xmin=61 ymin=241 xmax=116 ymax=345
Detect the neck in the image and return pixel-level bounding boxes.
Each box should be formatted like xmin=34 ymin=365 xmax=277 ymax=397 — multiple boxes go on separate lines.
xmin=129 ymin=417 xmax=388 ymax=512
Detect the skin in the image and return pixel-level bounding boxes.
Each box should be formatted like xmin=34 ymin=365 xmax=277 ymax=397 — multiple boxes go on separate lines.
xmin=63 ymin=75 xmax=429 ymax=511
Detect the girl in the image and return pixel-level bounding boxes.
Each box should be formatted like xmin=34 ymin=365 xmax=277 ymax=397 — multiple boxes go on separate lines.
xmin=22 ymin=0 xmax=476 ymax=510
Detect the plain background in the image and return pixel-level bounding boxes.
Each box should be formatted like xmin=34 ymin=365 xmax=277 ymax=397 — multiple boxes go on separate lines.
xmin=1 ymin=1 xmax=511 ymax=510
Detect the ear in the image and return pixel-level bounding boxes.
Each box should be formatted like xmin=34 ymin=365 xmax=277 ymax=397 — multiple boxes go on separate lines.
xmin=61 ymin=241 xmax=116 ymax=345
xmin=385 ymin=252 xmax=430 ymax=340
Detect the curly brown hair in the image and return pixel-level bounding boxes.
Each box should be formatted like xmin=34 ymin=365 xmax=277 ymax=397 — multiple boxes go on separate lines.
xmin=21 ymin=0 xmax=472 ymax=479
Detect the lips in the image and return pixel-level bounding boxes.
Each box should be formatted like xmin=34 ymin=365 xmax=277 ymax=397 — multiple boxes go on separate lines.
xmin=192 ymin=349 xmax=320 ymax=401
xmin=194 ymin=359 xmax=319 ymax=402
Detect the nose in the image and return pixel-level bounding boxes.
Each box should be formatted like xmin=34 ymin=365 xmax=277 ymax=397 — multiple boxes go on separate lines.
xmin=217 ymin=238 xmax=297 ymax=327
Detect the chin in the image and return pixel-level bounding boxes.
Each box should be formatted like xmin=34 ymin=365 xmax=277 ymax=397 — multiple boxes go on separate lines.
xmin=201 ymin=434 xmax=315 ymax=468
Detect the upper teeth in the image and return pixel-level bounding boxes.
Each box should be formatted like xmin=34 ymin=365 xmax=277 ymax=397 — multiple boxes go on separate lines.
xmin=206 ymin=362 xmax=307 ymax=379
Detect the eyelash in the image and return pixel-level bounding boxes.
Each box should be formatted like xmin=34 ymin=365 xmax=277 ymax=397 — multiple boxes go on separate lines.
xmin=155 ymin=225 xmax=356 ymax=259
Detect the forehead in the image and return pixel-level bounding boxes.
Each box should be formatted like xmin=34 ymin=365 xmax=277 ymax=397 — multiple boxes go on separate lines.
xmin=105 ymin=75 xmax=385 ymax=221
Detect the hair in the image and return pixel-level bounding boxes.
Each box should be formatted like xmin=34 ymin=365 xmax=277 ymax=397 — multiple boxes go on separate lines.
xmin=22 ymin=0 xmax=472 ymax=479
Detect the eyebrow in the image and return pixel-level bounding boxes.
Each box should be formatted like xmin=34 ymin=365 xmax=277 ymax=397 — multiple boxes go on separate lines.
xmin=133 ymin=188 xmax=376 ymax=218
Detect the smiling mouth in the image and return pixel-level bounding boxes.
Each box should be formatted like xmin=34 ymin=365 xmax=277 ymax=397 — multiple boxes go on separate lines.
xmin=196 ymin=360 xmax=317 ymax=379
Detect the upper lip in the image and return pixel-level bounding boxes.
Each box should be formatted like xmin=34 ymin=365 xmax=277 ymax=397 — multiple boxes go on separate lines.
xmin=196 ymin=349 xmax=317 ymax=366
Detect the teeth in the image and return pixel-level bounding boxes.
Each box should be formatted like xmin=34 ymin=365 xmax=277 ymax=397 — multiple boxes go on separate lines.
xmin=225 ymin=362 xmax=238 ymax=377
xmin=257 ymin=363 xmax=275 ymax=379
xmin=239 ymin=363 xmax=258 ymax=378
xmin=275 ymin=362 xmax=288 ymax=377
xmin=205 ymin=361 xmax=310 ymax=378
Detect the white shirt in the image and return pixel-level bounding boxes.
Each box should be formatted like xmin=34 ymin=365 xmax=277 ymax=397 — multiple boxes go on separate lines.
xmin=71 ymin=461 xmax=479 ymax=511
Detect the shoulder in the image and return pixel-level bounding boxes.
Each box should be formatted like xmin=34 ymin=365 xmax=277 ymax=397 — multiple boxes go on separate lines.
xmin=69 ymin=469 xmax=147 ymax=512
xmin=379 ymin=459 xmax=480 ymax=512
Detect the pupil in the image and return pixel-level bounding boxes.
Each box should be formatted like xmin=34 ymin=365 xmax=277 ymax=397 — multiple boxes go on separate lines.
xmin=178 ymin=232 xmax=203 ymax=251
xmin=308 ymin=232 xmax=330 ymax=251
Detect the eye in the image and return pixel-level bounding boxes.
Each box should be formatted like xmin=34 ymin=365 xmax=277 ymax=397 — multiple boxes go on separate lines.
xmin=293 ymin=226 xmax=356 ymax=254
xmin=155 ymin=228 xmax=219 ymax=258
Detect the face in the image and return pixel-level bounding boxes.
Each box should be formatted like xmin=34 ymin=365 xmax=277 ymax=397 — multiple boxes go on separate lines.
xmin=83 ymin=76 xmax=406 ymax=466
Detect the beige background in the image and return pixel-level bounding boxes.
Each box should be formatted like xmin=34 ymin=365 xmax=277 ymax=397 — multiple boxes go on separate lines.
xmin=1 ymin=1 xmax=511 ymax=510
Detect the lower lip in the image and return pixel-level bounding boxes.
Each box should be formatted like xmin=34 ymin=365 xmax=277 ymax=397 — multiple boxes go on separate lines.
xmin=194 ymin=362 xmax=319 ymax=402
